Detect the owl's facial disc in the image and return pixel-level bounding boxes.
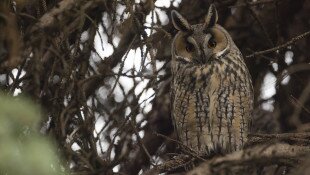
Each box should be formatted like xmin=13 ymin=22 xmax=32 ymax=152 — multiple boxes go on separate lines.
xmin=174 ymin=28 xmax=228 ymax=64
xmin=174 ymin=32 xmax=203 ymax=63
xmin=172 ymin=5 xmax=229 ymax=64
xmin=203 ymin=27 xmax=229 ymax=61
xmin=174 ymin=33 xmax=199 ymax=63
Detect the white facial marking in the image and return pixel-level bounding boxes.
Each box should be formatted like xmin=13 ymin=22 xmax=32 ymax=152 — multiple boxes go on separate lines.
xmin=215 ymin=46 xmax=228 ymax=57
xmin=176 ymin=55 xmax=191 ymax=62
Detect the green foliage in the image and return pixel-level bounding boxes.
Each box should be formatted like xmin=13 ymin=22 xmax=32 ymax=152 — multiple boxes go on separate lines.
xmin=0 ymin=94 xmax=67 ymax=175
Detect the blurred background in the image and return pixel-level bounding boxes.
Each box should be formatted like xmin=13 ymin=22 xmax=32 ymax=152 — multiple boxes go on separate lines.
xmin=0 ymin=0 xmax=309 ymax=174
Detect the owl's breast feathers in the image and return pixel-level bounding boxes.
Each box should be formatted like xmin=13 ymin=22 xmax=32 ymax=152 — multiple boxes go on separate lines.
xmin=171 ymin=50 xmax=253 ymax=155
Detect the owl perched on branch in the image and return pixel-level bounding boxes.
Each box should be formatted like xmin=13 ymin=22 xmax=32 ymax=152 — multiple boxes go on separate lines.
xmin=170 ymin=5 xmax=253 ymax=155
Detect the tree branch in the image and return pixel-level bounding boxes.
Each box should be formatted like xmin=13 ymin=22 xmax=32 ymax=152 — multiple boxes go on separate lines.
xmin=187 ymin=143 xmax=310 ymax=175
xmin=246 ymin=30 xmax=310 ymax=58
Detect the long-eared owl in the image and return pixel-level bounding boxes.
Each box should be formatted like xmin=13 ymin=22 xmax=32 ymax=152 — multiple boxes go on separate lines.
xmin=171 ymin=4 xmax=253 ymax=155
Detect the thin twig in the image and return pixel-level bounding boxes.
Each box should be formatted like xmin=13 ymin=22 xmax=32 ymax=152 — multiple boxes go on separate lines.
xmin=246 ymin=30 xmax=310 ymax=58
xmin=229 ymin=0 xmax=288 ymax=8
xmin=246 ymin=3 xmax=274 ymax=47
xmin=129 ymin=120 xmax=155 ymax=165
xmin=155 ymin=132 xmax=206 ymax=162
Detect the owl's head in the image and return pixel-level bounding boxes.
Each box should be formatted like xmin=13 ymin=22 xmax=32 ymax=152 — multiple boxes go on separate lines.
xmin=171 ymin=4 xmax=232 ymax=64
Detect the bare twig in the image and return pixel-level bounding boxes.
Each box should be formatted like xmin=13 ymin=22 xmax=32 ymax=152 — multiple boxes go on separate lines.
xmin=246 ymin=30 xmax=310 ymax=58
xmin=229 ymin=0 xmax=288 ymax=8
xmin=290 ymin=82 xmax=310 ymax=125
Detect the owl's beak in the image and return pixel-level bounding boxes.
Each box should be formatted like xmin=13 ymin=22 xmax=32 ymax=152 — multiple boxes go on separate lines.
xmin=201 ymin=46 xmax=215 ymax=64
xmin=198 ymin=48 xmax=207 ymax=64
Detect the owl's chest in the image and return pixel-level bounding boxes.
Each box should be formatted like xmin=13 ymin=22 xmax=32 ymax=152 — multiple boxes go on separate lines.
xmin=173 ymin=63 xmax=226 ymax=93
xmin=172 ymin=69 xmax=222 ymax=126
xmin=171 ymin=62 xmax=252 ymax=153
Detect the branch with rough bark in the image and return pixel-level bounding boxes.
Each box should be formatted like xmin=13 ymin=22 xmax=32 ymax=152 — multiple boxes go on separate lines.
xmin=145 ymin=132 xmax=310 ymax=175
xmin=187 ymin=143 xmax=310 ymax=175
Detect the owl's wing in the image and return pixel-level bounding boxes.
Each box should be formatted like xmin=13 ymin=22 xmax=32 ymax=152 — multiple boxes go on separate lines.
xmin=170 ymin=77 xmax=179 ymax=139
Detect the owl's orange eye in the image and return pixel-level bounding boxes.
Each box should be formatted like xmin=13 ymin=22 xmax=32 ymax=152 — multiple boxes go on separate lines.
xmin=185 ymin=42 xmax=194 ymax=52
xmin=208 ymin=38 xmax=217 ymax=48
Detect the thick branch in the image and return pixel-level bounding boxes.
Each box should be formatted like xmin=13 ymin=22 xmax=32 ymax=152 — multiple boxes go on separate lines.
xmin=146 ymin=132 xmax=310 ymax=174
xmin=186 ymin=143 xmax=310 ymax=175
xmin=248 ymin=132 xmax=310 ymax=145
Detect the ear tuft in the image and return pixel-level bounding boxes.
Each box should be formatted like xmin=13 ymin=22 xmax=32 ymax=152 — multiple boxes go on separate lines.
xmin=171 ymin=10 xmax=191 ymax=32
xmin=204 ymin=4 xmax=218 ymax=29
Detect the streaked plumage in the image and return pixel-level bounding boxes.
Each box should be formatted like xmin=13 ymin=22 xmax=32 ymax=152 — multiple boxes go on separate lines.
xmin=171 ymin=5 xmax=253 ymax=155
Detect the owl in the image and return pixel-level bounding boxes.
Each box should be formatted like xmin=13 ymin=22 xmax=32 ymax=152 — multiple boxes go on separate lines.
xmin=171 ymin=5 xmax=253 ymax=155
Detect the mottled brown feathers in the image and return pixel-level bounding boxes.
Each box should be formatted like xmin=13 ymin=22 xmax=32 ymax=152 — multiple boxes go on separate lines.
xmin=171 ymin=4 xmax=253 ymax=155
